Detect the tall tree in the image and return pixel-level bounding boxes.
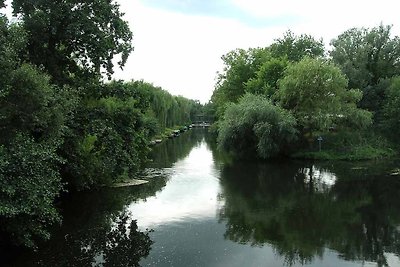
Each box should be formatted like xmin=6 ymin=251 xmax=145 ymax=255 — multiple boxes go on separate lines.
xmin=212 ymin=47 xmax=268 ymax=117
xmin=0 ymin=17 xmax=67 ymax=247
xmin=245 ymin=56 xmax=289 ymax=97
xmin=12 ymin=0 xmax=133 ymax=85
xmin=277 ymin=57 xmax=372 ymax=136
xmin=270 ymin=30 xmax=325 ymax=62
xmin=330 ymin=24 xmax=400 ymax=112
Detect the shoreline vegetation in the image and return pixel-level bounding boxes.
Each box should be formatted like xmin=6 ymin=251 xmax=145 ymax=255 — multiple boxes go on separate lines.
xmin=1 ymin=0 xmax=400 ymax=258
xmin=211 ymin=26 xmax=400 ymax=163
xmin=291 ymin=147 xmax=396 ymax=161
xmin=0 ymin=2 xmax=208 ymax=250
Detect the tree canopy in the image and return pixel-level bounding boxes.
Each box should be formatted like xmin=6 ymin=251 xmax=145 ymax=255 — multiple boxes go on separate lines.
xmin=12 ymin=0 xmax=133 ymax=84
xmin=218 ymin=93 xmax=297 ymax=159
xmin=330 ymin=24 xmax=400 ymax=113
xmin=277 ymin=57 xmax=372 ymax=135
xmin=0 ymin=2 xmax=203 ymax=249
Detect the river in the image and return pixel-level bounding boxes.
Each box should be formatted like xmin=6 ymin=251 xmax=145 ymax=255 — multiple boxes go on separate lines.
xmin=9 ymin=129 xmax=400 ymax=266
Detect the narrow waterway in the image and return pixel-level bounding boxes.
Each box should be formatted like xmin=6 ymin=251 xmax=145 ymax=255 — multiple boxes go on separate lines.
xmin=10 ymin=129 xmax=400 ymax=266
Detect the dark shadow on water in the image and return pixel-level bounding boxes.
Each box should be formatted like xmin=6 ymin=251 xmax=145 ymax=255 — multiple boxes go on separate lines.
xmin=8 ymin=182 xmax=167 ymax=266
xmin=3 ymin=129 xmax=208 ymax=266
xmin=217 ymin=159 xmax=400 ymax=266
xmin=5 ymin=129 xmax=400 ymax=267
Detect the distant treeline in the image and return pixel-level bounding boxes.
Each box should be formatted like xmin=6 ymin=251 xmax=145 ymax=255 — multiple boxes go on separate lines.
xmin=211 ymin=26 xmax=400 ymax=160
xmin=0 ymin=0 xmax=202 ymax=249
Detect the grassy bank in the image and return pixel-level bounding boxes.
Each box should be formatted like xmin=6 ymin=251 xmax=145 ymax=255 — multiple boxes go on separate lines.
xmin=152 ymin=125 xmax=191 ymax=140
xmin=290 ymin=131 xmax=398 ymax=161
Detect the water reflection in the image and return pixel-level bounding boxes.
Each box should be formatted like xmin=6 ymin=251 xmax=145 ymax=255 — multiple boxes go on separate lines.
xmin=7 ymin=129 xmax=400 ymax=267
xmin=32 ymin=210 xmax=152 ymax=267
xmin=298 ymin=165 xmax=337 ymax=192
xmin=217 ymin=159 xmax=400 ymax=266
xmin=130 ymin=140 xmax=221 ymax=229
xmin=147 ymin=129 xmax=205 ymax=169
xmin=11 ymin=177 xmax=167 ymax=266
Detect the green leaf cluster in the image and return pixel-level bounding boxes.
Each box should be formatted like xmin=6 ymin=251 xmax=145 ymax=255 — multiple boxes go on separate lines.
xmin=212 ymin=27 xmax=400 ymax=159
xmin=218 ymin=94 xmax=297 ymax=159
xmin=1 ymin=2 xmax=204 ymax=249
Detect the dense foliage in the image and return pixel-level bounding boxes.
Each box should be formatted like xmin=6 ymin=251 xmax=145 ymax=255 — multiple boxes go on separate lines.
xmin=0 ymin=2 xmax=202 ymax=249
xmin=330 ymin=25 xmax=400 ymax=115
xmin=0 ymin=15 xmax=66 ymax=248
xmin=218 ymin=94 xmax=297 ymax=159
xmin=12 ymin=0 xmax=133 ymax=84
xmin=277 ymin=57 xmax=372 ymax=135
xmin=381 ymin=76 xmax=400 ymax=141
xmin=213 ymin=27 xmax=400 ymax=159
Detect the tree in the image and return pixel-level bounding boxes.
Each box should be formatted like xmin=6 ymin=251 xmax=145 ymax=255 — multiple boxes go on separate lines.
xmin=211 ymin=48 xmax=269 ymax=118
xmin=212 ymin=32 xmax=324 ymax=120
xmin=245 ymin=56 xmax=289 ymax=97
xmin=381 ymin=76 xmax=400 ymax=141
xmin=218 ymin=93 xmax=297 ymax=159
xmin=0 ymin=17 xmax=67 ymax=247
xmin=12 ymin=0 xmax=133 ymax=85
xmin=270 ymin=30 xmax=325 ymax=62
xmin=330 ymin=24 xmax=400 ymax=112
xmin=277 ymin=57 xmax=372 ymax=137
xmin=62 ymin=83 xmax=150 ymax=189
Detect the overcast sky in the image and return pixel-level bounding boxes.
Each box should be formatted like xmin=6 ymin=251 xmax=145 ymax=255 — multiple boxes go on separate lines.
xmin=4 ymin=0 xmax=400 ymax=103
xmin=113 ymin=0 xmax=400 ymax=103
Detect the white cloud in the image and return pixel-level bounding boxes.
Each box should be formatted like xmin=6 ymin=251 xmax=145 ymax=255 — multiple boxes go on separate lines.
xmin=113 ymin=0 xmax=400 ymax=103
xmin=114 ymin=0 xmax=286 ymax=103
xmin=6 ymin=0 xmax=397 ymax=103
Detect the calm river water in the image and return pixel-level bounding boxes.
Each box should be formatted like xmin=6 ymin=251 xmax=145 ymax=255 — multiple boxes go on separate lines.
xmin=9 ymin=129 xmax=400 ymax=266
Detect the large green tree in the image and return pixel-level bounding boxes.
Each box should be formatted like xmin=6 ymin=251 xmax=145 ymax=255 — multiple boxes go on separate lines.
xmin=381 ymin=76 xmax=400 ymax=141
xmin=0 ymin=16 xmax=68 ymax=247
xmin=212 ymin=31 xmax=325 ymax=120
xmin=12 ymin=0 xmax=133 ymax=85
xmin=270 ymin=30 xmax=325 ymax=61
xmin=277 ymin=57 xmax=372 ymax=137
xmin=245 ymin=56 xmax=289 ymax=97
xmin=330 ymin=25 xmax=400 ymax=113
xmin=211 ymin=48 xmax=269 ymax=117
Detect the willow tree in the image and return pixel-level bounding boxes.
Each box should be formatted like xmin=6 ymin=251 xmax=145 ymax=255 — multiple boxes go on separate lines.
xmin=218 ymin=94 xmax=297 ymax=159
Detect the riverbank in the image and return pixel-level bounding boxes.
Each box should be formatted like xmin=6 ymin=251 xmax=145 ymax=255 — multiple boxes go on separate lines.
xmin=291 ymin=147 xmax=396 ymax=160
xmin=111 ymin=179 xmax=149 ymax=188
xmin=290 ymin=131 xmax=398 ymax=161
xmin=150 ymin=125 xmax=193 ymax=144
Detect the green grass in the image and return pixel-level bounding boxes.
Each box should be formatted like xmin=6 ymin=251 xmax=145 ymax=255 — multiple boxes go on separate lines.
xmin=290 ymin=130 xmax=398 ymax=161
xmin=292 ymin=146 xmax=396 ymax=161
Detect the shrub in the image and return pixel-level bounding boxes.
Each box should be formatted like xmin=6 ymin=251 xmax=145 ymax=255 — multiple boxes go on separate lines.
xmin=218 ymin=94 xmax=297 ymax=159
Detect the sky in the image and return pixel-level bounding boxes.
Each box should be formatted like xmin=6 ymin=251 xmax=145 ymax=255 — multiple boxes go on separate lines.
xmin=113 ymin=0 xmax=400 ymax=103
xmin=3 ymin=0 xmax=400 ymax=103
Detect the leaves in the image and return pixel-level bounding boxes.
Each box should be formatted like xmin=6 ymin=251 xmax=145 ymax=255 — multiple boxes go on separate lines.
xmin=277 ymin=57 xmax=372 ymax=134
xmin=218 ymin=93 xmax=297 ymax=159
xmin=12 ymin=0 xmax=133 ymax=84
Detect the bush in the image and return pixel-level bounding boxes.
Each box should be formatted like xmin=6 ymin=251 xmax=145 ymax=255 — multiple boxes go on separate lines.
xmin=62 ymin=95 xmax=150 ymax=189
xmin=381 ymin=76 xmax=400 ymax=142
xmin=0 ymin=134 xmax=62 ymax=247
xmin=217 ymin=93 xmax=297 ymax=159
